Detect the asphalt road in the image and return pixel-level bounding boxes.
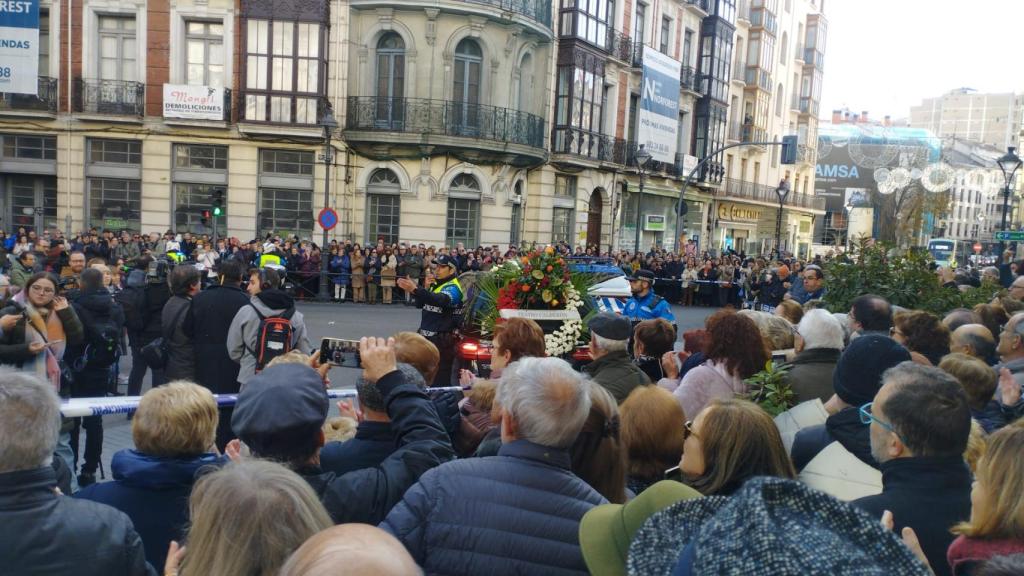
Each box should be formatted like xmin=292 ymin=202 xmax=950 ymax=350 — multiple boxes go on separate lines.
xmin=86 ymin=301 xmax=715 ymax=483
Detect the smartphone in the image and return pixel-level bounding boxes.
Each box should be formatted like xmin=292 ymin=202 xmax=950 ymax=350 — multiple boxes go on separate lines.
xmin=771 ymin=351 xmax=788 ymax=368
xmin=319 ymin=337 xmax=361 ymax=368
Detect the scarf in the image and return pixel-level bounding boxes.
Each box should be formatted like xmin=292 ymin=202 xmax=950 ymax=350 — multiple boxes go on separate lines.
xmin=15 ymin=292 xmax=66 ymax=390
xmin=947 ymin=535 xmax=1024 ymax=575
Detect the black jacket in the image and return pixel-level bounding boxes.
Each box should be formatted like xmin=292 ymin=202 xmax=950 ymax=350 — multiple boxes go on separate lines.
xmin=184 ymin=284 xmax=251 ymax=394
xmin=297 ymin=369 xmax=455 ymax=524
xmin=320 ymin=420 xmax=396 ymax=476
xmin=140 ymin=282 xmax=170 ymax=344
xmin=161 ymin=295 xmax=194 ymax=382
xmin=70 ymin=289 xmax=125 ymax=396
xmin=413 ymin=274 xmax=463 ymax=336
xmin=853 ymin=456 xmax=973 ymax=576
xmin=0 ymin=466 xmax=155 ymax=576
xmin=791 ymin=407 xmax=877 ymax=472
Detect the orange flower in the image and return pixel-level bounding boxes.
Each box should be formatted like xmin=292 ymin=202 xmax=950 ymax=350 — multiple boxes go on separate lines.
xmin=546 ymin=265 xmax=553 ymax=272
xmin=520 ymin=284 xmax=531 ymax=292
xmin=544 ymin=246 xmax=555 ymax=254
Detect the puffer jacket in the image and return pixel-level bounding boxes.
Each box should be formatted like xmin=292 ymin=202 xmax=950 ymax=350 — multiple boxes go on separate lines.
xmin=75 ymin=450 xmax=223 ymax=570
xmin=0 ymin=466 xmax=154 ymax=576
xmin=381 ymin=439 xmax=607 ymax=576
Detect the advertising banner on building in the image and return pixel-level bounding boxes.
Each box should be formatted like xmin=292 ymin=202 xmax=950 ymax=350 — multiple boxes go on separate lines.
xmin=0 ymin=0 xmax=40 ymax=95
xmin=163 ymin=84 xmax=226 ymax=120
xmin=638 ymin=46 xmax=682 ymax=164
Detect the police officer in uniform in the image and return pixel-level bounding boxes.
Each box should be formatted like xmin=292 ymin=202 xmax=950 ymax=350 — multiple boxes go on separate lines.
xmin=623 ymin=269 xmax=676 ymax=331
xmin=397 ymin=254 xmax=463 ymax=386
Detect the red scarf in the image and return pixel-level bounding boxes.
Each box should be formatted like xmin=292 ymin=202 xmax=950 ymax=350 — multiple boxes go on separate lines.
xmin=947 ymin=535 xmax=1024 ymax=575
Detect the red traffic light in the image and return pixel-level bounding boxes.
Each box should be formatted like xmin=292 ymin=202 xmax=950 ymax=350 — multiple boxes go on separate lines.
xmin=202 ymin=210 xmax=211 ymax=219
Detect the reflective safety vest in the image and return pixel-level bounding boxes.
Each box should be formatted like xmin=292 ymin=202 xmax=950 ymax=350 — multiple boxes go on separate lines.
xmin=260 ymin=253 xmax=283 ymax=268
xmin=166 ymin=251 xmax=185 ymax=263
xmin=419 ymin=277 xmax=464 ymax=336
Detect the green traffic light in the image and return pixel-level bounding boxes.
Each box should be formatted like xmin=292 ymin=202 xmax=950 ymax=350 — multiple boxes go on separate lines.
xmin=213 ymin=207 xmax=222 ymax=216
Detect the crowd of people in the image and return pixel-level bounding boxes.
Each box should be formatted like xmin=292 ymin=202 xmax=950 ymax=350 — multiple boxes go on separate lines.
xmin=4 ymin=225 xmax=1024 ymax=575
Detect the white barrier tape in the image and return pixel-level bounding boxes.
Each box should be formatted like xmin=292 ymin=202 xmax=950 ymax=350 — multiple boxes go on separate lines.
xmin=59 ymin=386 xmax=468 ymax=418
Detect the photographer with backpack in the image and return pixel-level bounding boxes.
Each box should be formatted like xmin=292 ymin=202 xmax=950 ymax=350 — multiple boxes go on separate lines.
xmin=69 ymin=268 xmax=124 ymax=486
xmin=227 ymin=267 xmax=313 ymax=389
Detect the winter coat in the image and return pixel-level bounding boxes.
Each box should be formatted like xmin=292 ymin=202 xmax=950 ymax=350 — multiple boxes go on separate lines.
xmin=672 ymin=358 xmax=747 ymax=420
xmin=783 ymin=347 xmax=840 ymax=404
xmin=226 ymin=290 xmax=313 ymax=386
xmin=351 ymin=254 xmax=366 ymax=288
xmin=9 ymin=259 xmax=32 ymax=288
xmin=0 ymin=466 xmax=154 ymax=576
xmin=329 ymin=255 xmax=351 ymax=286
xmin=0 ymin=303 xmax=84 ymax=369
xmin=381 ymin=255 xmax=398 ymax=287
xmin=381 ymin=440 xmax=607 ymax=576
xmin=853 ymin=456 xmax=973 ymax=576
xmin=297 ymin=369 xmax=455 ymax=524
xmin=972 ymin=400 xmax=1008 ymax=434
xmin=75 ymin=450 xmax=222 ymax=570
xmin=791 ymin=406 xmax=877 ymax=472
xmin=140 ymin=282 xmax=171 ymax=344
xmin=183 ymin=284 xmax=251 ymax=394
xmin=161 ymin=295 xmax=195 ymax=382
xmin=320 ymin=421 xmax=395 ymax=476
xmin=404 ymin=254 xmax=423 ymax=280
xmin=947 ymin=535 xmax=1024 ymax=576
xmin=70 ymin=288 xmax=125 ymax=395
xmin=584 ymin=350 xmax=651 ymax=404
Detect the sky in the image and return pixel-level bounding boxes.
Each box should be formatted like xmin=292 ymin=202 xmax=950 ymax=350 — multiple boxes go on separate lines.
xmin=818 ymin=0 xmax=1024 ymax=122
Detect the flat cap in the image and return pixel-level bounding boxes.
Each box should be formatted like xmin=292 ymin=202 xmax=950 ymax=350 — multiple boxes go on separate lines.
xmin=232 ymin=364 xmax=329 ymax=455
xmin=589 ymin=312 xmax=632 ymax=341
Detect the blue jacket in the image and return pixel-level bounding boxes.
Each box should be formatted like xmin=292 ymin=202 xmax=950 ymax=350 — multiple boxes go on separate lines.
xmin=381 ymin=440 xmax=607 ymax=576
xmin=623 ymin=291 xmax=675 ymax=324
xmin=75 ymin=450 xmax=222 ymax=570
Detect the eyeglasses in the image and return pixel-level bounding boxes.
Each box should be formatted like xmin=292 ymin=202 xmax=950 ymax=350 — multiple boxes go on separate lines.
xmin=683 ymin=420 xmax=699 ymax=440
xmin=859 ymin=402 xmax=904 ymax=442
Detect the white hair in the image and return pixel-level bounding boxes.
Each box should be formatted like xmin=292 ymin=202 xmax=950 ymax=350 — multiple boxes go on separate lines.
xmin=592 ymin=333 xmax=628 ymax=354
xmin=0 ymin=370 xmax=60 ymax=473
xmin=831 ymin=312 xmax=853 ymax=345
xmin=798 ymin=309 xmax=845 ymax=351
xmin=497 ymin=357 xmax=591 ymax=449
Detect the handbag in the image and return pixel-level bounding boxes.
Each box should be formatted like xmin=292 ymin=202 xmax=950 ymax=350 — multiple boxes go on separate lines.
xmin=140 ymin=300 xmax=190 ymax=370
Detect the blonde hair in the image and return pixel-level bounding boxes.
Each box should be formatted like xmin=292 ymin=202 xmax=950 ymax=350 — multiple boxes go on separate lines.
xmin=738 ymin=309 xmax=794 ymax=351
xmin=132 ymin=381 xmax=217 ymax=457
xmin=620 ymin=385 xmax=686 ymax=482
xmin=180 ymin=460 xmax=333 ymax=576
xmin=954 ymin=425 xmax=1024 ymax=539
xmin=322 ymin=416 xmax=357 ymax=443
xmin=266 ymin=350 xmax=312 ymax=368
xmin=394 ymin=332 xmax=440 ymax=384
xmin=964 ymin=419 xmax=986 ymax=475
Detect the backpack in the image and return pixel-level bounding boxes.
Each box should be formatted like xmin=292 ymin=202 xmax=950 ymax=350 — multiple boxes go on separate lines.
xmin=115 ymin=285 xmax=145 ymax=333
xmin=73 ymin=305 xmax=121 ymax=369
xmin=249 ymin=304 xmax=296 ymax=372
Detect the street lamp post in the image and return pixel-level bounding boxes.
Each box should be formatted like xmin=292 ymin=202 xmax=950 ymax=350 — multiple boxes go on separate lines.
xmin=844 ymin=200 xmax=854 ymax=254
xmin=997 ymin=146 xmax=1022 ymax=257
xmin=633 ymin=145 xmax=653 ymax=253
xmin=774 ymin=177 xmax=791 ymax=259
xmin=317 ymin=109 xmax=339 ymax=302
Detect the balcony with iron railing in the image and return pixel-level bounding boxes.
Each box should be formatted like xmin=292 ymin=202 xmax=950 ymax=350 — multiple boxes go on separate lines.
xmin=741 ymin=124 xmax=768 ymax=147
xmin=470 ymin=0 xmax=552 ymax=28
xmin=684 ymin=0 xmax=709 ymax=15
xmin=346 ymin=96 xmax=547 ymax=164
xmin=727 ymin=122 xmax=742 ymax=142
xmin=552 ymin=128 xmax=626 ymax=164
xmin=558 ymin=10 xmax=633 ymax=61
xmin=799 ymin=96 xmax=819 ymax=117
xmin=0 ymin=77 xmax=59 ymax=115
xmin=73 ymin=78 xmax=145 ymax=116
xmin=719 ymin=177 xmax=826 ymax=210
xmin=680 ymin=66 xmax=701 ymax=95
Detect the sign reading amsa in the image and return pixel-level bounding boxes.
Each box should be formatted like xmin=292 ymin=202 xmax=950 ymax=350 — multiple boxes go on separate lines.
xmin=816 ymin=164 xmax=861 ymax=179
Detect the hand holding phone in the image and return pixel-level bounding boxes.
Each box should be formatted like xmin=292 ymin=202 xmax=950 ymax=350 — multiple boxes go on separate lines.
xmin=319 ymin=337 xmax=362 ymax=368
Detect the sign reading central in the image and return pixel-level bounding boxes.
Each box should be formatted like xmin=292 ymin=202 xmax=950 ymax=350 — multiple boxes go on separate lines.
xmin=638 ymin=46 xmax=682 ymax=164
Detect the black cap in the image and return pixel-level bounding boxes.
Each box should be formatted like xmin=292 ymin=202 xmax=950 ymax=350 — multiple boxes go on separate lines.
xmin=628 ymin=269 xmax=656 ymax=283
xmin=232 ymin=364 xmax=329 ymax=455
xmin=588 ymin=312 xmax=632 ymax=341
xmin=435 ymin=255 xmax=458 ymax=269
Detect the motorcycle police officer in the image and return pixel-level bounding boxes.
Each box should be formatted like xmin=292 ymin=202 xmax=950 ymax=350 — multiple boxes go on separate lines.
xmin=397 ymin=254 xmax=463 ymax=386
xmin=623 ymin=269 xmax=676 ymax=329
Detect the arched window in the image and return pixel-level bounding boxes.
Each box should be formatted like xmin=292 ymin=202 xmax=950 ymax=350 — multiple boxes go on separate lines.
xmin=518 ymin=52 xmax=533 ymax=114
xmin=446 ymin=173 xmax=481 ymax=248
xmin=375 ymin=33 xmax=405 ymax=127
xmin=367 ymin=168 xmax=402 ymax=244
xmin=453 ymin=39 xmax=482 ymax=131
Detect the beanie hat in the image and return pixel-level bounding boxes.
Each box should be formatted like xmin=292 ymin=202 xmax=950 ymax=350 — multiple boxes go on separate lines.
xmin=832 ymin=334 xmax=911 ymax=407
xmin=627 ymin=477 xmax=930 ymax=576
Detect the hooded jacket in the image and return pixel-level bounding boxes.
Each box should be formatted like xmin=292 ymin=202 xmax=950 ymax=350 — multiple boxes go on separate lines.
xmin=75 ymin=450 xmax=222 ymax=570
xmin=226 ymin=289 xmax=312 ymax=385
xmin=791 ymin=407 xmax=878 ymax=472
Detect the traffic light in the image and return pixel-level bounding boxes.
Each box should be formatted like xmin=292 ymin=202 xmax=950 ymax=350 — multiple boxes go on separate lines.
xmin=781 ymin=135 xmax=798 ymax=165
xmin=212 ymin=188 xmax=225 ymax=217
